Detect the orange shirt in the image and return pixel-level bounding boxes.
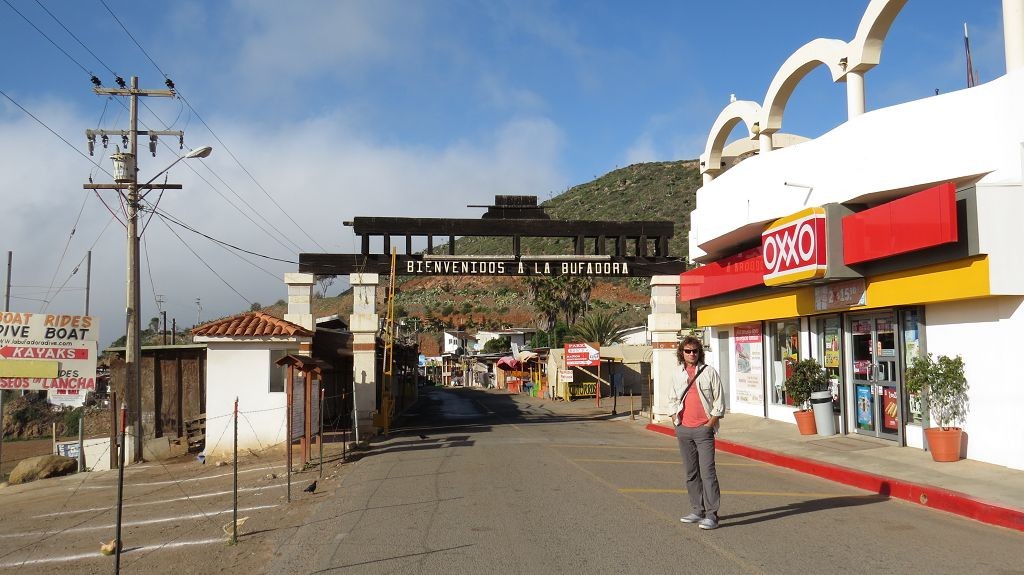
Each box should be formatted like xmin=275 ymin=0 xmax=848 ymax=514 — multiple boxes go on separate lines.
xmin=680 ymin=365 xmax=710 ymax=427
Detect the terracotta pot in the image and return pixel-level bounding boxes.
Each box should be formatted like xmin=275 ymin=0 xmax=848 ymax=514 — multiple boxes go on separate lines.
xmin=793 ymin=409 xmax=817 ymax=435
xmin=924 ymin=427 xmax=963 ymax=462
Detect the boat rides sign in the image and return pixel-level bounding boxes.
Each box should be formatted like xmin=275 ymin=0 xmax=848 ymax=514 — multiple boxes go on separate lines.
xmin=0 ymin=312 xmax=98 ymax=405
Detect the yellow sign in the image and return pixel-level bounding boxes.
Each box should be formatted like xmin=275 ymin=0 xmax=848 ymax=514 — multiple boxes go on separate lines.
xmin=0 ymin=360 xmax=59 ymax=378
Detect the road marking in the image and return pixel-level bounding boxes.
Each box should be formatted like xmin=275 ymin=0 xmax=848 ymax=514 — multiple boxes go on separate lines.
xmin=550 ymin=444 xmax=675 ymax=451
xmin=73 ymin=465 xmax=285 ymax=489
xmin=35 ymin=483 xmax=286 ymax=517
xmin=618 ymin=488 xmax=850 ymax=497
xmin=0 ymin=504 xmax=279 ymax=538
xmin=0 ymin=537 xmax=225 ymax=568
xmin=571 ymin=458 xmax=763 ymax=466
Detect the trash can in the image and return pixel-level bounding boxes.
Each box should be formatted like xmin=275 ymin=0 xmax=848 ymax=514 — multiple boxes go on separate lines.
xmin=810 ymin=390 xmax=835 ymax=436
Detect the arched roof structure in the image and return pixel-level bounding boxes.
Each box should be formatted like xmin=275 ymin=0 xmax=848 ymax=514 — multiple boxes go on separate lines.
xmin=699 ymin=0 xmax=909 ymax=177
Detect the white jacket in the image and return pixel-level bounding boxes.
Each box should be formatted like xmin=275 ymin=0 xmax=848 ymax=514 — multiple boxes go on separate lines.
xmin=667 ymin=362 xmax=725 ymax=431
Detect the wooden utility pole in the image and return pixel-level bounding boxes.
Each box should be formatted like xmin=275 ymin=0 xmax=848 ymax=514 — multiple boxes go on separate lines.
xmin=84 ymin=77 xmax=180 ymax=462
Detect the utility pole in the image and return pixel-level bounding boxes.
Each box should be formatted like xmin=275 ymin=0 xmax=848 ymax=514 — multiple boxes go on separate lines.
xmin=195 ymin=297 xmax=202 ymax=326
xmin=84 ymin=77 xmax=180 ymax=463
xmin=161 ymin=311 xmax=167 ymax=345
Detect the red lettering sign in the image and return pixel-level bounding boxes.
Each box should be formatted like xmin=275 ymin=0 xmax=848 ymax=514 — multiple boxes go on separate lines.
xmin=762 ymin=207 xmax=827 ymax=286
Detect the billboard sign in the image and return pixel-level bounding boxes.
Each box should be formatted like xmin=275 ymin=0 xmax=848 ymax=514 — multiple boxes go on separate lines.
xmin=564 ymin=342 xmax=600 ymax=367
xmin=0 ymin=313 xmax=98 ymax=401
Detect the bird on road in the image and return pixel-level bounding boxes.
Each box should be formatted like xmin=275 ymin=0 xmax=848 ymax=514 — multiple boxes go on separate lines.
xmin=303 ymin=480 xmax=317 ymax=493
xmin=418 ymin=434 xmax=428 ymax=439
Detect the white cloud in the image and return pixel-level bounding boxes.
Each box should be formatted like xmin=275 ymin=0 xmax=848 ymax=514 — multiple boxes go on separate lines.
xmin=2 ymin=97 xmax=567 ymax=347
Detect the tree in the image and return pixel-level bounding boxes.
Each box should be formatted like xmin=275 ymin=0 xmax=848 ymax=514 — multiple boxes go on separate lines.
xmin=569 ymin=312 xmax=626 ymax=345
xmin=314 ymin=274 xmax=335 ymax=298
xmin=483 ymin=336 xmax=511 ymax=354
xmin=526 ymin=276 xmax=594 ymax=330
xmin=250 ymin=302 xmax=262 ymax=311
xmin=148 ymin=317 xmax=160 ymax=333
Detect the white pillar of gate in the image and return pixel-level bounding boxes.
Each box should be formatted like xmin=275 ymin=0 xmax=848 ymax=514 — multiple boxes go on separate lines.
xmin=349 ymin=273 xmax=380 ymax=437
xmin=648 ymin=275 xmax=682 ymax=423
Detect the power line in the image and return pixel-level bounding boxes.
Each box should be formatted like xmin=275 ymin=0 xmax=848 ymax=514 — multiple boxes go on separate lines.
xmin=33 ymin=0 xmax=119 ymax=79
xmin=151 ymin=209 xmax=298 ymax=265
xmin=95 ymin=0 xmax=328 ymax=252
xmin=2 ymin=0 xmax=93 ymax=78
xmin=157 ymin=217 xmax=253 ymax=306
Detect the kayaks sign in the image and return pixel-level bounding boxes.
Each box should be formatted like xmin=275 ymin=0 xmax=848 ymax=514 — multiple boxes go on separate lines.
xmin=761 ymin=207 xmax=827 ymax=286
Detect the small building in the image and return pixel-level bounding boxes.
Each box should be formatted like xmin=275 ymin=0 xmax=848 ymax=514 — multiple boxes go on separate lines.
xmin=193 ymin=312 xmax=312 ymax=457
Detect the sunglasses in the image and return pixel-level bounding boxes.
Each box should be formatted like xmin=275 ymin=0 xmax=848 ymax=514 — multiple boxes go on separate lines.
xmin=682 ymin=348 xmax=700 ymax=354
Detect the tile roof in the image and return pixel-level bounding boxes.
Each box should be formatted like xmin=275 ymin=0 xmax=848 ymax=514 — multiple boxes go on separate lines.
xmin=192 ymin=311 xmax=313 ymax=338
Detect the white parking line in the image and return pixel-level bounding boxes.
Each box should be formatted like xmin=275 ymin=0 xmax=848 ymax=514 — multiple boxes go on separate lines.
xmin=73 ymin=464 xmax=285 ymax=489
xmin=0 ymin=537 xmax=225 ymax=568
xmin=35 ymin=480 xmax=288 ymax=517
xmin=0 ymin=504 xmax=278 ymax=538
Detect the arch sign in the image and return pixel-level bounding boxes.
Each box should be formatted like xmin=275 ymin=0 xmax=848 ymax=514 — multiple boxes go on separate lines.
xmin=761 ymin=207 xmax=827 ymax=286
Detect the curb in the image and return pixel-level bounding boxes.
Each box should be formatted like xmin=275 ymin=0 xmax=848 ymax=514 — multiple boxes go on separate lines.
xmin=646 ymin=423 xmax=1024 ymax=532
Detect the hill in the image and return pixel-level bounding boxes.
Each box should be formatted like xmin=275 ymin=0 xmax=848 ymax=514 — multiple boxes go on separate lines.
xmin=258 ymin=160 xmax=701 ymax=353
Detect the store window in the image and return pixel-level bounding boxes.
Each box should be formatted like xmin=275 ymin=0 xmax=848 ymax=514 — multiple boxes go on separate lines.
xmin=817 ymin=316 xmax=842 ymax=413
xmin=901 ymin=308 xmax=925 ymax=425
xmin=770 ymin=319 xmax=801 ymax=405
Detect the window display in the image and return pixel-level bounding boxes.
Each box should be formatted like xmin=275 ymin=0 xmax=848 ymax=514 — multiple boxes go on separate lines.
xmin=770 ymin=319 xmax=800 ymax=405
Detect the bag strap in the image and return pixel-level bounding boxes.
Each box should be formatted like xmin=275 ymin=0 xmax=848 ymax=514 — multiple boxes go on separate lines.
xmin=681 ymin=364 xmax=707 ymax=399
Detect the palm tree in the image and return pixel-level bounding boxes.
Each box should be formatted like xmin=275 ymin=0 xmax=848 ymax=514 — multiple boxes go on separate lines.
xmin=570 ymin=312 xmax=626 ymax=345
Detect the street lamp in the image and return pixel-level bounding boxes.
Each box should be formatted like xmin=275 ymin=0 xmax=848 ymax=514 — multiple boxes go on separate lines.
xmin=110 ymin=145 xmax=212 ymax=462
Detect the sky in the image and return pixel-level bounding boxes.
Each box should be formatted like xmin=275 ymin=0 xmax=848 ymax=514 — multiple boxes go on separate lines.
xmin=0 ymin=0 xmax=1010 ymax=347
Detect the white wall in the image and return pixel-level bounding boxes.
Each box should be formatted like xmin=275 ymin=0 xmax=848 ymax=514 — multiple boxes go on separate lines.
xmin=204 ymin=342 xmax=294 ymax=458
xmin=692 ymin=69 xmax=1024 ymax=258
xmin=924 ymin=296 xmax=1024 ymax=470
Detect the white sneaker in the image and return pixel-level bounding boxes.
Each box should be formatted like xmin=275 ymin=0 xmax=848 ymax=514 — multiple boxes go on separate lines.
xmin=698 ymin=517 xmax=719 ymax=530
xmin=680 ymin=513 xmax=703 ymax=523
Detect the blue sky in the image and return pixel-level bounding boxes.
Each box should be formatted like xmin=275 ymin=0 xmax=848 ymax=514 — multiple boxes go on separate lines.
xmin=0 ymin=0 xmax=1009 ymax=346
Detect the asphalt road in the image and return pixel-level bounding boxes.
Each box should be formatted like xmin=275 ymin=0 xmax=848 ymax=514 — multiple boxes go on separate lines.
xmin=269 ymin=387 xmax=1024 ymax=575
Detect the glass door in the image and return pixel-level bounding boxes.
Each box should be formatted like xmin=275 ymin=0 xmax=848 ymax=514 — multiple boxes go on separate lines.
xmin=848 ymin=312 xmax=902 ymax=442
xmin=816 ymin=316 xmax=844 ymax=433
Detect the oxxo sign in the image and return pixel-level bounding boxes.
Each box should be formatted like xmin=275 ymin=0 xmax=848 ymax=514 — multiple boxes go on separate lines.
xmin=761 ymin=207 xmax=827 ymax=286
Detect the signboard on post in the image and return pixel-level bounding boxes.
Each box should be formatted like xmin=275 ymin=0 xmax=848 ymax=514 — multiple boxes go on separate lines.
xmin=0 ymin=313 xmax=99 ymax=407
xmin=564 ymin=342 xmax=600 ymax=367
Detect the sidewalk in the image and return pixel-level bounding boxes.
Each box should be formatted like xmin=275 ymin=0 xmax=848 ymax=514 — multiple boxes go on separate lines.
xmin=643 ymin=413 xmax=1024 ymax=532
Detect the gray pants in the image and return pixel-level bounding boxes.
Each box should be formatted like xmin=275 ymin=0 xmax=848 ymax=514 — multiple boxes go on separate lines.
xmin=674 ymin=424 xmax=721 ymax=520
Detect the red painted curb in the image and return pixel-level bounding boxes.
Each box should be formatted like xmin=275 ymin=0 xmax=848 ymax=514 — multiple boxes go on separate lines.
xmin=647 ymin=423 xmax=1024 ymax=532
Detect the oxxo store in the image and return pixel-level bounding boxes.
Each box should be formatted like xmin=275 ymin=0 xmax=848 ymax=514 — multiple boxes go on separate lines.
xmin=681 ymin=182 xmax=989 ymax=449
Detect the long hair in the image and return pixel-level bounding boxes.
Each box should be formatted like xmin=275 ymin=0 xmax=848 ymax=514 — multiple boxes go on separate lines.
xmin=677 ymin=336 xmax=706 ymax=365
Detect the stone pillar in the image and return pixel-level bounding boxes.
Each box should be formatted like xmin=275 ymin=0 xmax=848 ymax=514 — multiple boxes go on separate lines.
xmin=648 ymin=275 xmax=681 ymax=423
xmin=283 ymin=273 xmax=315 ymax=354
xmin=758 ymin=132 xmax=773 ymax=154
xmin=349 ymin=273 xmax=380 ymax=436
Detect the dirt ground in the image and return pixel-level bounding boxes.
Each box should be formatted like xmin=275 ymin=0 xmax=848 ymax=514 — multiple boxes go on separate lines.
xmin=0 ymin=437 xmax=349 ymax=574
xmin=0 ymin=438 xmax=55 ymax=479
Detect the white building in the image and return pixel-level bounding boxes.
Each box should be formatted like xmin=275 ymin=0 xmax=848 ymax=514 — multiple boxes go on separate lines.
xmin=193 ymin=311 xmax=312 ymax=458
xmin=474 ymin=327 xmax=538 ymax=351
xmin=678 ymin=0 xmax=1024 ymax=470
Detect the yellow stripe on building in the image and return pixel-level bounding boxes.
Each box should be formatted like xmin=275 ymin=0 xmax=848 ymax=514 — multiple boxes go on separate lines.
xmin=696 ymin=256 xmax=990 ymax=325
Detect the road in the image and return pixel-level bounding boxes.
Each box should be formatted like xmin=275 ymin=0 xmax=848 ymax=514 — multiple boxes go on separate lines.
xmin=270 ymin=387 xmax=1024 ymax=574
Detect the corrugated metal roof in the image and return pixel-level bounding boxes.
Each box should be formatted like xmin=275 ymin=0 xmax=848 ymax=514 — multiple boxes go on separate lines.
xmin=192 ymin=311 xmax=313 ymax=338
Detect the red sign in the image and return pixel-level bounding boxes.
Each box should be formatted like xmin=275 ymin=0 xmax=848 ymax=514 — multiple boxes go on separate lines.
xmin=679 ymin=247 xmax=766 ymax=301
xmin=0 ymin=346 xmax=89 ymax=360
xmin=564 ymin=342 xmax=600 ymax=367
xmin=842 ymin=182 xmax=957 ymax=265
xmin=761 ymin=207 xmax=827 ymax=286
xmin=882 ymin=387 xmax=899 ymax=431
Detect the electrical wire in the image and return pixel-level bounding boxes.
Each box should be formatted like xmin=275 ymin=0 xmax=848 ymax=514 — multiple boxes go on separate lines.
xmin=39 ymin=193 xmax=89 ymax=312
xmin=1 ymin=0 xmax=93 ymax=77
xmin=151 ymin=209 xmax=298 ymax=265
xmin=33 ymin=0 xmax=119 ymax=78
xmin=156 ymin=217 xmax=253 ymax=306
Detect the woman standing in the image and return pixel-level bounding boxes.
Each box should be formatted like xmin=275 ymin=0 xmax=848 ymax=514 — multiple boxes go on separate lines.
xmin=667 ymin=336 xmax=725 ymax=530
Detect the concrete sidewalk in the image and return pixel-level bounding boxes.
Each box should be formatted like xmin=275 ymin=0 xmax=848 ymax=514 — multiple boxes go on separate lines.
xmin=644 ymin=412 xmax=1024 ymax=532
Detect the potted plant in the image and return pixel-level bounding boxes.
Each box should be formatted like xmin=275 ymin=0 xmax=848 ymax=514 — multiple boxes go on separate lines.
xmin=784 ymin=359 xmax=829 ymax=435
xmin=904 ymin=353 xmax=969 ymax=462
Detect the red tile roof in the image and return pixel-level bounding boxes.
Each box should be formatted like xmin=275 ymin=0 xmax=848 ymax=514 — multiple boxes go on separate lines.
xmin=192 ymin=311 xmax=313 ymax=338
